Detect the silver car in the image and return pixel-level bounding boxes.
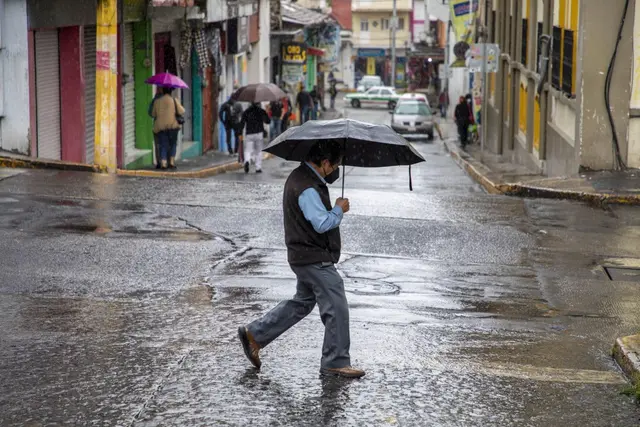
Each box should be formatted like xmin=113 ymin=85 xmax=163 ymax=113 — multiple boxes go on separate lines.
xmin=389 ymin=100 xmax=435 ymax=140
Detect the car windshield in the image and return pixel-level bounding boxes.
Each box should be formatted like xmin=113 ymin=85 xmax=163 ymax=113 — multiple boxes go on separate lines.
xmin=395 ymin=102 xmax=431 ymax=115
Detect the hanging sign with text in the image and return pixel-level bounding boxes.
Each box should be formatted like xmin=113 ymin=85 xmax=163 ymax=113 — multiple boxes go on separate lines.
xmin=282 ymin=43 xmax=307 ymax=65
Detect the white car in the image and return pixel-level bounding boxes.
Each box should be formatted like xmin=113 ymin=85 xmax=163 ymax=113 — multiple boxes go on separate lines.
xmin=356 ymin=75 xmax=383 ymax=92
xmin=399 ymin=93 xmax=430 ymax=107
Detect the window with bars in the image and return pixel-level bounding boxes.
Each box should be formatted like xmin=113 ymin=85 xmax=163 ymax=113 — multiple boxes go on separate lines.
xmin=551 ymin=26 xmax=561 ymax=90
xmin=536 ymin=22 xmax=543 ymax=70
xmin=562 ymin=29 xmax=574 ymax=94
xmin=521 ymin=19 xmax=528 ymax=65
xmin=360 ymin=19 xmax=369 ymax=32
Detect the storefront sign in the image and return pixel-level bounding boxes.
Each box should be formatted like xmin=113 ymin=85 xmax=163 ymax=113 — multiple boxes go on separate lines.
xmin=282 ymin=64 xmax=304 ymax=84
xmin=450 ymin=0 xmax=478 ymax=44
xmin=358 ymin=48 xmax=385 ymax=58
xmin=282 ymin=43 xmax=307 ymax=64
xmin=467 ymin=43 xmax=500 ymax=73
xmin=237 ymin=17 xmax=249 ymax=53
xmin=317 ymin=25 xmax=340 ymax=64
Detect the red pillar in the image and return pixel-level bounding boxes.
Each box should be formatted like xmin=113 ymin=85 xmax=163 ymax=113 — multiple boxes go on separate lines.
xmin=59 ymin=26 xmax=86 ymax=163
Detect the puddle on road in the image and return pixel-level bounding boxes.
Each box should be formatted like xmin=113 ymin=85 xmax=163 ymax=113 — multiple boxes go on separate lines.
xmin=463 ymin=300 xmax=558 ymax=318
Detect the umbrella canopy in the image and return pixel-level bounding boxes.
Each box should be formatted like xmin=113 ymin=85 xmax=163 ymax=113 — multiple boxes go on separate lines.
xmin=263 ymin=118 xmax=425 ymax=168
xmin=145 ymin=72 xmax=189 ymax=89
xmin=232 ymin=83 xmax=287 ymax=103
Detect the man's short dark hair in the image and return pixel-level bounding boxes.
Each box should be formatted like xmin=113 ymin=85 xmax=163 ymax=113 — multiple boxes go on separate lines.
xmin=162 ymin=87 xmax=174 ymax=95
xmin=305 ymin=141 xmax=343 ymax=166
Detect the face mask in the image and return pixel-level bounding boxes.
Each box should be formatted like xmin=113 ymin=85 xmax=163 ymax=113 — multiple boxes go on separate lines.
xmin=324 ymin=166 xmax=340 ymax=184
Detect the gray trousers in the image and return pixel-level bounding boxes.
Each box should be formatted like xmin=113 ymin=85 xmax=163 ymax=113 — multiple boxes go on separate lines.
xmin=247 ymin=262 xmax=351 ymax=369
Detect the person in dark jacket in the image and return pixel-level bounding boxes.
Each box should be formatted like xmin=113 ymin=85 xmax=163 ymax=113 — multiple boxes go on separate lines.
xmin=237 ymin=141 xmax=364 ymax=379
xmin=219 ymin=98 xmax=243 ymax=156
xmin=296 ymin=87 xmax=313 ymax=124
xmin=240 ymin=102 xmax=270 ymax=173
xmin=268 ymin=99 xmax=284 ymax=141
xmin=454 ymin=96 xmax=471 ymax=148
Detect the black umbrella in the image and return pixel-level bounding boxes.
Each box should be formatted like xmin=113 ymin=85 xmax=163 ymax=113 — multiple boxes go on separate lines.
xmin=263 ymin=118 xmax=426 ymax=196
xmin=231 ymin=83 xmax=287 ymax=103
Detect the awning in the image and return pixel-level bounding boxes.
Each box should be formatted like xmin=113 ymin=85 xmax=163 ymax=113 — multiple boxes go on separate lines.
xmin=307 ymin=47 xmax=325 ymax=57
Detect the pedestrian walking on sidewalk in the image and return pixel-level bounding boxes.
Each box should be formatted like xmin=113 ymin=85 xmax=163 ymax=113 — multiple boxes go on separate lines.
xmin=238 ymin=141 xmax=364 ymax=378
xmin=329 ymin=82 xmax=338 ymax=110
xmin=268 ymin=99 xmax=284 ymax=141
xmin=454 ymin=96 xmax=471 ymax=148
xmin=219 ymin=98 xmax=243 ymax=156
xmin=296 ymin=86 xmax=313 ymax=124
xmin=240 ymin=102 xmax=270 ymax=173
xmin=151 ymin=87 xmax=185 ymax=169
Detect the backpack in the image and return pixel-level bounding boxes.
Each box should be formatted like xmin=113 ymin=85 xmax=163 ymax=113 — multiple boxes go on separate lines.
xmin=231 ymin=103 xmax=243 ymax=123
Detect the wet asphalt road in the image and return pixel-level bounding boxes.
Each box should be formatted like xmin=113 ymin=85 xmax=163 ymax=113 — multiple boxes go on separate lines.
xmin=1 ymin=100 xmax=640 ymax=426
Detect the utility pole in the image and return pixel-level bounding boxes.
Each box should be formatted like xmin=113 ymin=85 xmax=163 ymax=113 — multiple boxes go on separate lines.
xmin=391 ymin=0 xmax=397 ymax=87
xmin=423 ymin=0 xmax=430 ymax=44
xmin=444 ymin=0 xmax=451 ymax=93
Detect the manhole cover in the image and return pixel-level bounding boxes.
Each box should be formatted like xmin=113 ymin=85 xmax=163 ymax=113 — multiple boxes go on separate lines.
xmin=344 ymin=279 xmax=400 ymax=296
xmin=603 ymin=266 xmax=640 ymax=282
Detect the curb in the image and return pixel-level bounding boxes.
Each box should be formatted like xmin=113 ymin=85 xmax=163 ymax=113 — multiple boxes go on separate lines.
xmin=116 ymin=153 xmax=275 ymax=179
xmin=613 ymin=335 xmax=640 ymax=386
xmin=441 ymin=140 xmax=640 ymax=205
xmin=0 ymin=155 xmax=107 ymax=173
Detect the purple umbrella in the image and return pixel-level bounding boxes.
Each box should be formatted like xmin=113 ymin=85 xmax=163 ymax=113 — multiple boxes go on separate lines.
xmin=145 ymin=72 xmax=189 ymax=89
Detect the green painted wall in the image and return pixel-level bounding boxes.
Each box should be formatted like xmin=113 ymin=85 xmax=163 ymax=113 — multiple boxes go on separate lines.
xmin=191 ymin=51 xmax=202 ymax=145
xmin=306 ymin=56 xmax=317 ymax=91
xmin=133 ymin=20 xmax=153 ymax=154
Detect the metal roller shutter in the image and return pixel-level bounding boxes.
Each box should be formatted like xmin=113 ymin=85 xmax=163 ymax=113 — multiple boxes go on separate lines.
xmin=84 ymin=27 xmax=97 ymax=164
xmin=35 ymin=30 xmax=61 ymax=160
xmin=123 ymin=24 xmax=136 ymax=157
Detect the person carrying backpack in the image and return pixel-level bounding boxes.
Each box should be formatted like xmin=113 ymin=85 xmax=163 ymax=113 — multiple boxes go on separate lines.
xmin=269 ymin=99 xmax=284 ymax=141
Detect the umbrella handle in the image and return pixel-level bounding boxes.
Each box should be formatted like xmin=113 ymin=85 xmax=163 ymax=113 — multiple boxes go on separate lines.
xmin=341 ymin=140 xmax=346 ymax=198
xmin=341 ymin=163 xmax=345 ymax=198
xmin=409 ymin=165 xmax=413 ymax=192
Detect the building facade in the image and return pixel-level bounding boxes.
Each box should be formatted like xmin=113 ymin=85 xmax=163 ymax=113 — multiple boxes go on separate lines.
xmin=484 ymin=0 xmax=640 ymax=176
xmin=351 ymin=0 xmax=411 ymax=88
xmin=0 ymin=0 xmax=271 ymax=169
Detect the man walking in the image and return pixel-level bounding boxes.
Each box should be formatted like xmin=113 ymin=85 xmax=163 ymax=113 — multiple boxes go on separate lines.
xmin=296 ymin=86 xmax=313 ymax=124
xmin=240 ymin=102 xmax=270 ymax=173
xmin=219 ymin=98 xmax=241 ymax=156
xmin=237 ymin=141 xmax=365 ymax=379
xmin=328 ymin=82 xmax=338 ymax=110
xmin=269 ymin=98 xmax=284 ymax=141
xmin=454 ymin=96 xmax=471 ymax=148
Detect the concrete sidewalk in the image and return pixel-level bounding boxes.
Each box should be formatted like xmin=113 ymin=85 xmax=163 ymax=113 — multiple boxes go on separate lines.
xmin=0 ymin=110 xmax=344 ymax=180
xmin=438 ymin=120 xmax=640 ymax=205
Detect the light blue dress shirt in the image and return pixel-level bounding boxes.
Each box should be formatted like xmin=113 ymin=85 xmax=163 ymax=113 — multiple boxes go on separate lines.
xmin=298 ymin=162 xmax=343 ymax=234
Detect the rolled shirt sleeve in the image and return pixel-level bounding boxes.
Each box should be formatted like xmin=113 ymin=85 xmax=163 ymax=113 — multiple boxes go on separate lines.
xmin=298 ymin=188 xmax=343 ymax=234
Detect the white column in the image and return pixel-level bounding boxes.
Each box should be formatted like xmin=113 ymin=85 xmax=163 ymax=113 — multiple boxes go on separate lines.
xmin=0 ymin=0 xmax=30 ymax=155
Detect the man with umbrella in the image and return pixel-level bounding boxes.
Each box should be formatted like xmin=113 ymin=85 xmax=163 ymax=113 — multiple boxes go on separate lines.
xmin=238 ymin=140 xmax=365 ymax=378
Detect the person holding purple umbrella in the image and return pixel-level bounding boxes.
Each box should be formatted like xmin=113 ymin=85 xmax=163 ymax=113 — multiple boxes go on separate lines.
xmin=151 ymin=87 xmax=185 ymax=169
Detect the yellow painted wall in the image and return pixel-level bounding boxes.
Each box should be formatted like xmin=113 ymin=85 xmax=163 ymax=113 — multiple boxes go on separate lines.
xmin=519 ymin=83 xmax=528 ymax=134
xmin=352 ymin=12 xmax=411 ymax=48
xmin=534 ymin=96 xmax=541 ymax=151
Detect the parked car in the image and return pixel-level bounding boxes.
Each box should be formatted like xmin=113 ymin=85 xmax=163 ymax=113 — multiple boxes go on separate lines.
xmin=389 ymin=100 xmax=434 ymax=140
xmin=345 ymin=86 xmax=400 ymax=109
xmin=399 ymin=93 xmax=430 ymax=107
xmin=356 ymin=75 xmax=383 ymax=92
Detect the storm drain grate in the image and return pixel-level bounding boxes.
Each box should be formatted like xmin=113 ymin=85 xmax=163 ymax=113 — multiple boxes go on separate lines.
xmin=603 ymin=266 xmax=640 ymax=282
